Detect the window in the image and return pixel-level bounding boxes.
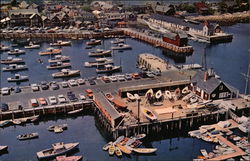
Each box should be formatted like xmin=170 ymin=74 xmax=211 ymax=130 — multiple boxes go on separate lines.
xmin=219 ymin=92 xmax=228 ymax=98
xmin=219 ymin=85 xmax=223 ymax=91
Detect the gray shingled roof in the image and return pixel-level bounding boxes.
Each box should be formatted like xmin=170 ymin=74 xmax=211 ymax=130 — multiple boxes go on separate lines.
xmin=9 ymin=9 xmax=39 ymax=15
xmin=155 ymin=5 xmax=171 ymax=13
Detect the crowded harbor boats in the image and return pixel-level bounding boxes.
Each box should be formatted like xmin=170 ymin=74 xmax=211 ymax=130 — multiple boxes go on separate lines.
xmin=0 ymin=44 xmax=10 ymax=51
xmin=111 ymin=43 xmax=132 ymax=50
xmin=111 ymin=38 xmax=125 ymax=44
xmin=52 ymin=69 xmax=80 ymax=78
xmin=24 ymin=42 xmax=40 ymax=49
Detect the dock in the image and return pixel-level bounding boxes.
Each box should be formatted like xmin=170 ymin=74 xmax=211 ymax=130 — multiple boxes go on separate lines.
xmin=122 ymin=28 xmax=194 ymax=54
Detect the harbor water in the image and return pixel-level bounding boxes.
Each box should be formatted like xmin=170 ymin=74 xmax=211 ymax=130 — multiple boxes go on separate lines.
xmin=0 ymin=23 xmax=249 ymax=161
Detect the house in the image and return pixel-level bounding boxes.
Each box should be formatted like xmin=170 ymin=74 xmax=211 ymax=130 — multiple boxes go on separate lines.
xmin=162 ymin=31 xmax=188 ymax=47
xmin=191 ymin=70 xmax=238 ymax=100
xmin=202 ymin=21 xmax=215 ymax=36
xmin=155 ymin=4 xmax=175 ymax=15
xmin=19 ymin=1 xmax=29 ymax=9
xmin=9 ymin=9 xmax=42 ymax=26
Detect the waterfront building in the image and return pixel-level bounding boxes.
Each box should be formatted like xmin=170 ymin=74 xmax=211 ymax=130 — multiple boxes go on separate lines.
xmin=162 ymin=31 xmax=188 ymax=47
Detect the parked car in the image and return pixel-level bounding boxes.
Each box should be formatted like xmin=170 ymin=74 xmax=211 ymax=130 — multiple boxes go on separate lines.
xmin=40 ymin=81 xmax=49 ymax=90
xmin=51 ymin=82 xmax=59 ymax=90
xmin=68 ymin=79 xmax=78 ymax=86
xmin=67 ymin=91 xmax=78 ymax=102
xmin=61 ymin=81 xmax=69 ymax=88
xmin=146 ymin=71 xmax=155 ymax=78
xmin=48 ymin=96 xmax=57 ymax=105
xmin=1 ymin=87 xmax=10 ymax=95
xmin=0 ymin=103 xmax=9 ymax=112
xmin=102 ymin=76 xmax=111 ymax=83
xmin=125 ymin=74 xmax=132 ymax=80
xmin=38 ymin=97 xmax=47 ymax=106
xmin=31 ymin=84 xmax=39 ymax=92
xmin=85 ymin=89 xmax=93 ymax=98
xmin=79 ymin=93 xmax=86 ymax=100
xmin=117 ymin=75 xmax=125 ymax=81
xmin=132 ymin=73 xmax=141 ymax=79
xmin=77 ymin=78 xmax=85 ymax=85
xmin=109 ymin=76 xmax=117 ymax=82
xmin=58 ymin=94 xmax=68 ymax=104
xmin=88 ymin=79 xmax=96 ymax=85
xmin=30 ymin=98 xmax=39 ymax=107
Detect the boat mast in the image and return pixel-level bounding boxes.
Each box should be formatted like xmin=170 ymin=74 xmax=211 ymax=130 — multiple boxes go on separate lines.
xmin=137 ymin=97 xmax=141 ymax=135
xmin=242 ymin=61 xmax=250 ymax=94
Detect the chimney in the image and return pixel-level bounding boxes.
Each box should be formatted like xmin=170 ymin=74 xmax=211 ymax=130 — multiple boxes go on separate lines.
xmin=204 ymin=71 xmax=208 ymax=81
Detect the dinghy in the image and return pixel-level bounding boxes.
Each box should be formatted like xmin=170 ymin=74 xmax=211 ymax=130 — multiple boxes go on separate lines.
xmin=165 ymin=90 xmax=172 ymax=100
xmin=145 ymin=89 xmax=153 ymax=98
xmin=182 ymin=86 xmax=190 ymax=94
xmin=133 ymin=148 xmax=157 ymax=154
xmin=190 ymin=96 xmax=198 ymax=104
xmin=116 ymin=144 xmax=132 ymax=154
xmin=134 ymin=133 xmax=146 ymax=140
xmin=108 ymin=143 xmax=115 ymax=155
xmin=103 ymin=141 xmax=112 ymax=151
xmin=114 ymin=136 xmax=125 ymax=145
xmin=115 ymin=146 xmax=122 ymax=157
xmin=127 ymin=92 xmax=136 ymax=101
xmin=142 ymin=108 xmax=157 ymax=121
xmin=155 ymin=90 xmax=162 ymax=99
xmin=0 ymin=145 xmax=8 ymax=152
xmin=17 ymin=132 xmax=39 ymax=140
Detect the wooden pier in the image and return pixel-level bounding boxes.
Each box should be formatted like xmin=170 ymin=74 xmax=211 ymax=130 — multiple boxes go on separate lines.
xmin=122 ymin=28 xmax=194 ymax=54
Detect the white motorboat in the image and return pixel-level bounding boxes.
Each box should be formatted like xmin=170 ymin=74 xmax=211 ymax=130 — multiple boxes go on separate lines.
xmin=47 ymin=62 xmax=71 ymax=69
xmin=48 ymin=124 xmax=68 ymax=132
xmin=134 ymin=133 xmax=146 ymax=140
xmin=111 ymin=38 xmax=125 ymax=44
xmin=1 ymin=57 xmax=24 ymax=64
xmin=145 ymin=89 xmax=154 ymax=98
xmin=182 ymin=86 xmax=190 ymax=94
xmin=132 ymin=148 xmax=157 ymax=154
xmin=200 ymin=149 xmax=208 ymax=158
xmin=85 ymin=58 xmax=113 ymax=67
xmin=39 ymin=48 xmax=62 ymax=56
xmin=155 ymin=90 xmax=163 ymax=99
xmin=0 ymin=45 xmax=10 ymax=51
xmin=50 ymin=40 xmax=71 ymax=46
xmin=48 ymin=55 xmax=70 ymax=63
xmin=111 ymin=43 xmax=132 ymax=50
xmin=24 ymin=42 xmax=40 ymax=49
xmin=96 ymin=64 xmax=121 ymax=73
xmin=86 ymin=39 xmax=101 ymax=45
xmin=7 ymin=74 xmax=29 ymax=82
xmin=0 ymin=145 xmax=8 ymax=152
xmin=103 ymin=141 xmax=112 ymax=151
xmin=165 ymin=90 xmax=172 ymax=100
xmin=127 ymin=92 xmax=136 ymax=101
xmin=17 ymin=132 xmax=39 ymax=140
xmin=36 ymin=142 xmax=79 ymax=159
xmin=7 ymin=49 xmax=25 ymax=55
xmin=88 ymin=49 xmax=112 ymax=57
xmin=52 ymin=69 xmax=80 ymax=78
xmin=2 ymin=64 xmax=27 ymax=71
xmin=67 ymin=108 xmax=83 ymax=115
xmin=142 ymin=108 xmax=157 ymax=121
xmin=190 ymin=96 xmax=198 ymax=104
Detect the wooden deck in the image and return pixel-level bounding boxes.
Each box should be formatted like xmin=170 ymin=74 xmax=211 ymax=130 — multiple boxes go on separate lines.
xmin=206 ymin=135 xmax=246 ymax=161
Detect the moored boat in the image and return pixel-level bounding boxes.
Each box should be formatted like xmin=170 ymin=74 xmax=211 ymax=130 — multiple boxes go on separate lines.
xmin=127 ymin=92 xmax=136 ymax=101
xmin=48 ymin=124 xmax=68 ymax=132
xmin=111 ymin=43 xmax=132 ymax=50
xmin=1 ymin=57 xmax=24 ymax=64
xmin=7 ymin=49 xmax=25 ymax=55
xmin=111 ymin=38 xmax=125 ymax=44
xmin=52 ymin=69 xmax=80 ymax=78
xmin=155 ymin=90 xmax=162 ymax=99
xmin=132 ymin=148 xmax=157 ymax=154
xmin=165 ymin=90 xmax=172 ymax=100
xmin=116 ymin=144 xmax=132 ymax=154
xmin=0 ymin=120 xmax=11 ymax=127
xmin=84 ymin=58 xmax=113 ymax=67
xmin=2 ymin=64 xmax=28 ymax=72
xmin=0 ymin=145 xmax=8 ymax=152
xmin=145 ymin=89 xmax=154 ymax=98
xmin=39 ymin=48 xmax=62 ymax=56
xmin=7 ymin=74 xmax=29 ymax=82
xmin=55 ymin=155 xmax=83 ymax=161
xmin=48 ymin=55 xmax=70 ymax=63
xmin=86 ymin=39 xmax=101 ymax=45
xmin=142 ymin=108 xmax=157 ymax=121
xmin=182 ymin=86 xmax=190 ymax=94
xmin=96 ymin=64 xmax=121 ymax=73
xmin=36 ymin=142 xmax=79 ymax=159
xmin=50 ymin=40 xmax=71 ymax=46
xmin=103 ymin=141 xmax=112 ymax=151
xmin=114 ymin=136 xmax=125 ymax=145
xmin=0 ymin=44 xmax=10 ymax=51
xmin=47 ymin=62 xmax=71 ymax=69
xmin=88 ymin=49 xmax=112 ymax=57
xmin=17 ymin=132 xmax=39 ymax=140
xmin=134 ymin=133 xmax=146 ymax=140
xmin=24 ymin=42 xmax=40 ymax=49
xmin=67 ymin=108 xmax=83 ymax=115
xmin=109 ymin=143 xmax=115 ymax=155
xmin=12 ymin=119 xmax=22 ymax=125
xmin=115 ymin=146 xmax=122 ymax=157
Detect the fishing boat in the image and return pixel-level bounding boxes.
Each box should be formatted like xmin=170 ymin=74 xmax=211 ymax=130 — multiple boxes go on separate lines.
xmin=54 ymin=127 xmax=64 ymax=133
xmin=134 ymin=133 xmax=146 ymax=140
xmin=114 ymin=136 xmax=125 ymax=145
xmin=39 ymin=48 xmax=62 ymax=56
xmin=142 ymin=108 xmax=157 ymax=121
xmin=2 ymin=64 xmax=28 ymax=72
xmin=50 ymin=40 xmax=71 ymax=46
xmin=126 ymin=92 xmax=136 ymax=101
xmin=86 ymin=39 xmax=101 ymax=45
xmin=24 ymin=42 xmax=40 ymax=49
xmin=36 ymin=142 xmax=79 ymax=159
xmin=115 ymin=146 xmax=122 ymax=157
xmin=155 ymin=90 xmax=163 ymax=99
xmin=96 ymin=64 xmax=121 ymax=73
xmin=1 ymin=57 xmax=24 ymax=64
xmin=130 ymin=140 xmax=142 ymax=148
xmin=0 ymin=45 xmax=10 ymax=51
xmin=55 ymin=155 xmax=83 ymax=161
xmin=200 ymin=149 xmax=208 ymax=158
xmin=52 ymin=69 xmax=80 ymax=78
xmin=67 ymin=108 xmax=83 ymax=115
xmin=7 ymin=74 xmax=29 ymax=82
xmin=182 ymin=86 xmax=190 ymax=94
xmin=12 ymin=119 xmax=22 ymax=125
xmin=17 ymin=132 xmax=39 ymax=140
xmin=132 ymin=148 xmax=157 ymax=154
xmin=47 ymin=62 xmax=71 ymax=69
xmin=111 ymin=43 xmax=132 ymax=50
xmin=7 ymin=49 xmax=25 ymax=55
xmin=116 ymin=144 xmax=132 ymax=154
xmin=48 ymin=124 xmax=68 ymax=132
xmin=108 ymin=143 xmax=115 ymax=155
xmin=48 ymin=55 xmax=70 ymax=63
xmin=111 ymin=38 xmax=125 ymax=44
xmin=103 ymin=141 xmax=112 ymax=151
xmin=84 ymin=58 xmax=113 ymax=67
xmin=88 ymin=49 xmax=112 ymax=57
xmin=165 ymin=90 xmax=173 ymax=100
xmin=0 ymin=146 xmax=8 ymax=152
xmin=0 ymin=120 xmax=11 ymax=127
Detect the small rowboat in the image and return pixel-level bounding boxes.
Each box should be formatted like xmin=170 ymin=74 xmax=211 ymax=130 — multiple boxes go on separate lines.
xmin=127 ymin=92 xmax=136 ymax=101
xmin=114 ymin=136 xmax=125 ymax=145
xmin=145 ymin=89 xmax=153 ymax=98
xmin=109 ymin=143 xmax=115 ymax=155
xmin=116 ymin=144 xmax=132 ymax=154
xmin=155 ymin=90 xmax=162 ymax=99
xmin=132 ymin=148 xmax=157 ymax=154
xmin=115 ymin=146 xmax=122 ymax=157
xmin=48 ymin=124 xmax=68 ymax=132
xmin=142 ymin=108 xmax=157 ymax=121
xmin=174 ymin=88 xmax=181 ymax=96
xmin=17 ymin=132 xmax=39 ymax=140
xmin=67 ymin=108 xmax=83 ymax=115
xmin=103 ymin=141 xmax=112 ymax=151
xmin=165 ymin=90 xmax=172 ymax=100
xmin=182 ymin=86 xmax=190 ymax=94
